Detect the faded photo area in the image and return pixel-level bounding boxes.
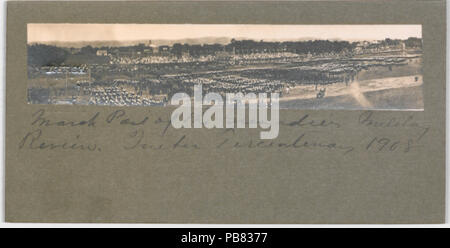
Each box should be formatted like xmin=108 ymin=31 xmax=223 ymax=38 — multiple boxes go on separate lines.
xmin=27 ymin=24 xmax=423 ymax=110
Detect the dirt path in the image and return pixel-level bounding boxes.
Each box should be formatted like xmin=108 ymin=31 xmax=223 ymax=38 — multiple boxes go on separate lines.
xmin=280 ymin=75 xmax=423 ymax=102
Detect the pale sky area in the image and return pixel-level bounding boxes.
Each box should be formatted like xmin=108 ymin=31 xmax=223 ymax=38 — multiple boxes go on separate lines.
xmin=28 ymin=24 xmax=422 ymax=43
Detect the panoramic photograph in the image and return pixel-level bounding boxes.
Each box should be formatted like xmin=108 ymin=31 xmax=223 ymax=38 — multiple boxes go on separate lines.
xmin=27 ymin=24 xmax=423 ymax=110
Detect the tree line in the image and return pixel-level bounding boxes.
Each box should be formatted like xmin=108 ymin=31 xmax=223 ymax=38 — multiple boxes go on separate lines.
xmin=28 ymin=37 xmax=422 ymax=66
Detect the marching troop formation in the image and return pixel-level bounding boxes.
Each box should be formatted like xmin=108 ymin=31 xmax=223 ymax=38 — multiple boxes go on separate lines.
xmin=108 ymin=52 xmax=303 ymax=66
xmin=28 ymin=45 xmax=422 ymax=106
xmin=88 ymin=86 xmax=166 ymax=106
xmin=181 ymin=75 xmax=285 ymax=95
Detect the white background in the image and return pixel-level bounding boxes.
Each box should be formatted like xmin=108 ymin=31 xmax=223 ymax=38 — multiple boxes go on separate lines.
xmin=0 ymin=0 xmax=448 ymax=228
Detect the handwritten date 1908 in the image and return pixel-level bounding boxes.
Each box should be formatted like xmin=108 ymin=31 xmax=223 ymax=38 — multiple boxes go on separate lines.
xmin=365 ymin=136 xmax=415 ymax=153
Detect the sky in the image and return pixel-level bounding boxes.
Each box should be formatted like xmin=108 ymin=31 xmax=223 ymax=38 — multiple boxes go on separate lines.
xmin=28 ymin=24 xmax=422 ymax=43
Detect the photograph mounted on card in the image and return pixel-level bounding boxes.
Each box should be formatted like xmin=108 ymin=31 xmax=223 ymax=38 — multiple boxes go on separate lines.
xmin=5 ymin=1 xmax=446 ymax=223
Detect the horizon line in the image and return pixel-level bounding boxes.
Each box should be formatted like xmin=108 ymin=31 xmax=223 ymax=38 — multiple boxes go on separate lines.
xmin=28 ymin=24 xmax=422 ymax=43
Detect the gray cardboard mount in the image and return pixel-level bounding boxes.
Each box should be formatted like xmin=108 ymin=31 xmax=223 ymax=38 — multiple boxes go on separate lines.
xmin=5 ymin=0 xmax=446 ymax=223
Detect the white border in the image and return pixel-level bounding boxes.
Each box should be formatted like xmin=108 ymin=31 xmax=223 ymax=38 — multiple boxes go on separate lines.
xmin=0 ymin=0 xmax=448 ymax=228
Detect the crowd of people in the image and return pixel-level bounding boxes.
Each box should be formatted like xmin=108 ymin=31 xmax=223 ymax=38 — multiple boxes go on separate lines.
xmin=109 ymin=54 xmax=217 ymax=65
xmin=108 ymin=51 xmax=305 ymax=66
xmin=28 ymin=46 xmax=422 ymax=106
xmin=88 ymin=86 xmax=166 ymax=106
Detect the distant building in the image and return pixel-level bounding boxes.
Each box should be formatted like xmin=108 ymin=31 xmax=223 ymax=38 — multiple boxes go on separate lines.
xmin=158 ymin=45 xmax=171 ymax=55
xmin=96 ymin=50 xmax=108 ymax=56
xmin=400 ymin=41 xmax=406 ymax=55
xmin=181 ymin=51 xmax=190 ymax=58
xmin=216 ymin=51 xmax=231 ymax=61
xmin=146 ymin=40 xmax=159 ymax=55
xmin=69 ymin=47 xmax=81 ymax=54
xmin=143 ymin=48 xmax=153 ymax=55
xmin=159 ymin=46 xmax=170 ymax=52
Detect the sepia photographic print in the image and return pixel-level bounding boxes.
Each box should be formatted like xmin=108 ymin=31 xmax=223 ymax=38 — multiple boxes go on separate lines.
xmin=27 ymin=24 xmax=423 ymax=110
xmin=8 ymin=0 xmax=446 ymax=225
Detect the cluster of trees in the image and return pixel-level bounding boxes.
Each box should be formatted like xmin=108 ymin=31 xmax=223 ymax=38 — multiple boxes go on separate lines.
xmin=379 ymin=37 xmax=422 ymax=49
xmin=28 ymin=44 xmax=69 ymax=66
xmin=404 ymin=37 xmax=422 ymax=48
xmin=172 ymin=43 xmax=224 ymax=57
xmin=28 ymin=44 xmax=110 ymax=67
xmin=277 ymin=40 xmax=355 ymax=54
xmin=28 ymin=37 xmax=423 ymax=67
xmin=169 ymin=39 xmax=356 ymax=56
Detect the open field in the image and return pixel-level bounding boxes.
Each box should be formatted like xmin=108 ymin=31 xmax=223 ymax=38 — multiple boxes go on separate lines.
xmin=28 ymin=48 xmax=424 ymax=110
xmin=280 ymin=85 xmax=423 ymax=110
xmin=281 ymin=75 xmax=422 ymax=100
